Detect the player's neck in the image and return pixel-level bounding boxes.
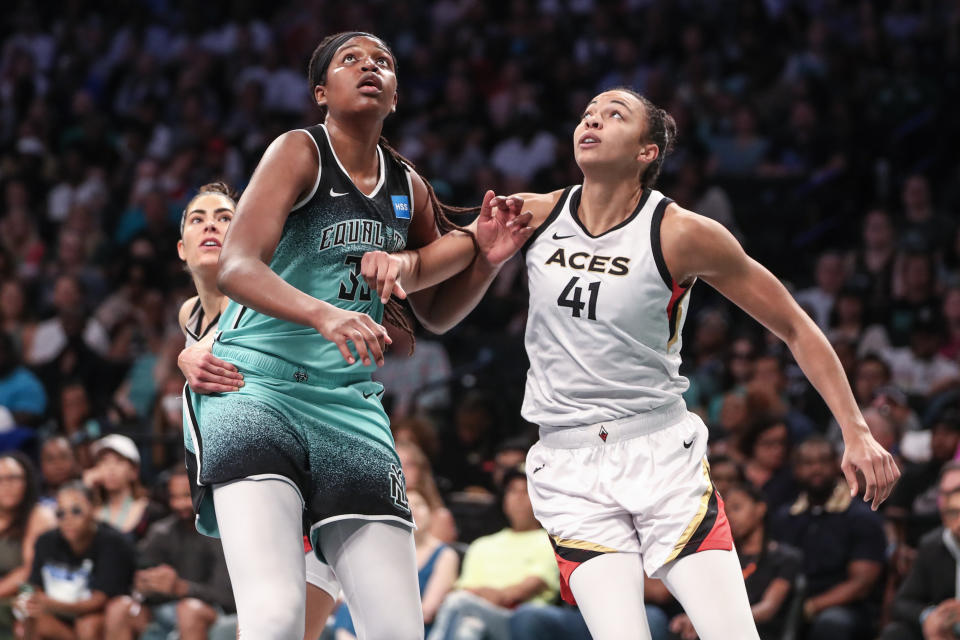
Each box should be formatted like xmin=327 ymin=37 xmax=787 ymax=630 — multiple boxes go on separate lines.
xmin=194 ymin=274 xmax=225 ymax=322
xmin=324 ymin=117 xmax=383 ymax=181
xmin=578 ymin=177 xmax=645 ymax=236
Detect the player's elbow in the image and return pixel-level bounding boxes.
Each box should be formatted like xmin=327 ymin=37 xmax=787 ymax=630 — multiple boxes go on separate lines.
xmin=216 ymin=256 xmax=243 ymax=298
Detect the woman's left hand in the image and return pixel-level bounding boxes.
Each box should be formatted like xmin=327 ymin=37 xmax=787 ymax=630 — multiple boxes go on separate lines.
xmin=476 ymin=192 xmax=534 ymax=267
xmin=841 ymin=427 xmax=901 ymax=510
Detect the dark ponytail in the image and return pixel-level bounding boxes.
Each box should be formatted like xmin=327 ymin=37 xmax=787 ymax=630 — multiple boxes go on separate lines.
xmin=308 ymin=33 xmax=479 ymax=350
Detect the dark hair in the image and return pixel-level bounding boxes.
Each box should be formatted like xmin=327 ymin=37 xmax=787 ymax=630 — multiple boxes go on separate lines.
xmin=307 ymin=32 xmax=479 ymax=348
xmin=179 ymin=181 xmax=237 ymax=238
xmin=793 ymin=434 xmax=837 ymax=465
xmin=738 ymin=415 xmax=789 ymax=459
xmin=855 ymin=353 xmax=891 ymax=382
xmin=0 ymin=451 xmax=40 ymax=540
xmin=724 ymin=482 xmax=766 ymax=504
xmin=709 ymin=455 xmax=745 ymax=480
xmin=57 ymin=480 xmax=95 ymax=504
xmin=606 ymin=87 xmax=677 ymax=188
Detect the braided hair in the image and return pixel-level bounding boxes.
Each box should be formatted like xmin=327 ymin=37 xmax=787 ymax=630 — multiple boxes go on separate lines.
xmin=308 ymin=33 xmax=479 ymax=349
xmin=607 ymin=87 xmax=677 ymax=189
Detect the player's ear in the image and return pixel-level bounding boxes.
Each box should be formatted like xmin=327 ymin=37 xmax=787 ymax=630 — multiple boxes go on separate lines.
xmin=315 ymin=84 xmax=327 ymax=107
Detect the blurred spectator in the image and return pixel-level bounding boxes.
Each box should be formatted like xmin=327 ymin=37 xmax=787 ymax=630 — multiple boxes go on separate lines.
xmin=887 ymin=412 xmax=960 ymax=547
xmin=707 ymin=105 xmax=769 ymax=176
xmin=83 ymin=435 xmax=148 ymax=539
xmin=880 ymin=482 xmax=960 ymax=640
xmin=427 ymin=466 xmax=559 ymax=640
xmin=37 ymin=436 xmax=79 ymax=509
xmin=862 ymin=407 xmax=901 ymax=456
xmin=397 ymin=441 xmax=457 ymax=544
xmin=331 ymin=489 xmax=458 ymax=638
xmin=26 ymin=275 xmax=108 ymax=366
xmin=739 ymin=416 xmax=797 ymax=513
xmin=20 ymin=481 xmax=135 ymax=639
xmin=0 ymin=332 xmax=45 ymax=426
xmin=148 ymin=373 xmax=186 ymax=473
xmin=942 ymin=287 xmax=960 ymax=361
xmin=435 ymin=392 xmax=499 ymax=492
xmin=373 ymin=325 xmax=452 ymax=420
xmin=827 ymin=287 xmax=890 ymax=356
xmin=848 ymin=209 xmax=896 ymax=319
xmin=771 ymin=436 xmax=886 ymax=640
xmin=708 ymin=455 xmax=746 ymax=498
xmin=900 ymin=175 xmax=955 ymax=254
xmin=0 ymin=452 xmax=54 ymax=636
xmin=0 ymin=182 xmax=45 ymax=281
xmin=884 ymin=311 xmax=960 ymax=399
xmin=853 ymin=355 xmax=893 ymax=408
xmin=0 ymin=279 xmax=35 ymax=358
xmin=795 ymin=251 xmax=847 ymax=331
xmin=671 ymin=483 xmax=802 ymax=640
xmin=103 ymin=465 xmax=235 ymax=640
xmin=888 ymin=252 xmax=938 ymax=348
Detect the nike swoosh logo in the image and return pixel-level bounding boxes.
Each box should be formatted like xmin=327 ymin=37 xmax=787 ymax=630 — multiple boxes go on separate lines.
xmin=533 ymin=464 xmax=545 ymax=474
xmin=330 ymin=188 xmax=348 ymax=197
xmin=552 ymin=232 xmax=575 ymax=240
xmin=683 ymin=438 xmax=695 ymax=449
xmin=362 ymin=390 xmax=384 ymax=399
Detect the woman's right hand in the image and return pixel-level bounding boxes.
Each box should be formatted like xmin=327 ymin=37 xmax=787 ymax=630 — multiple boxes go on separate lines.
xmin=178 ymin=343 xmax=244 ymax=394
xmin=314 ymin=303 xmax=391 ymax=367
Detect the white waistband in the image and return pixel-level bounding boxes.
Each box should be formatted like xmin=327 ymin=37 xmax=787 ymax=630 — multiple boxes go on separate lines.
xmin=537 ymin=400 xmax=688 ymax=449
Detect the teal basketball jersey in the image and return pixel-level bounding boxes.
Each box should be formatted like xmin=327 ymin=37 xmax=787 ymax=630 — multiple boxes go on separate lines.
xmin=217 ymin=124 xmax=413 ymax=378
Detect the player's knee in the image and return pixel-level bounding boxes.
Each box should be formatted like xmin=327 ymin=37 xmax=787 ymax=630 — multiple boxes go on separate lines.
xmin=359 ymin=612 xmax=423 ymax=640
xmin=239 ymin=589 xmax=304 ymax=639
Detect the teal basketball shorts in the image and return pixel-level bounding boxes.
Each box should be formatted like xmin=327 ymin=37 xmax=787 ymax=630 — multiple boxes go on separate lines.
xmin=181 ymin=343 xmax=413 ymax=549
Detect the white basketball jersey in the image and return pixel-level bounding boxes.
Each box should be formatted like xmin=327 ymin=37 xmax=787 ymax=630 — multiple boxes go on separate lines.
xmin=521 ymin=185 xmax=693 ymax=427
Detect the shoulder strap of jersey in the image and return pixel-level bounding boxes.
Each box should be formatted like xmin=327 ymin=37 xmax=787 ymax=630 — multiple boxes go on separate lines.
xmin=290 ymin=125 xmax=323 ymax=212
xmin=649 ymin=191 xmax=678 ymax=290
xmin=521 ymin=185 xmax=575 ymax=255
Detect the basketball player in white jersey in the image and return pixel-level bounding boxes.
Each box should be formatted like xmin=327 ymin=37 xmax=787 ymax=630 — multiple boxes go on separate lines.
xmin=360 ymin=87 xmax=899 ymax=640
xmin=173 ymin=183 xmax=340 ymax=640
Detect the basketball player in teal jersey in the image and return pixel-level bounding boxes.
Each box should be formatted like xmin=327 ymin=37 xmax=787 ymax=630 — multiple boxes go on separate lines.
xmin=363 ymin=88 xmax=900 ymax=640
xmin=182 ymin=32 xmax=532 ymax=639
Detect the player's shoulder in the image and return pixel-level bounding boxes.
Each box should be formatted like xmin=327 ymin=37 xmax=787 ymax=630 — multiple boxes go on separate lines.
xmin=178 ymin=296 xmax=199 ymax=333
xmin=661 ymin=202 xmax=736 ymax=252
xmin=510 ymin=188 xmax=568 ymax=228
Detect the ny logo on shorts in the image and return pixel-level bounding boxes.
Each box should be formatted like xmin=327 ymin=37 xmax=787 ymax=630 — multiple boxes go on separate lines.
xmin=599 ymin=426 xmax=609 ymax=442
xmin=389 ymin=463 xmax=409 ymax=511
xmin=293 ymin=368 xmax=309 ymax=383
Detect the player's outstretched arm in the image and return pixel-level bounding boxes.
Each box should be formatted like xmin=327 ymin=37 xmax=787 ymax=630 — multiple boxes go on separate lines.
xmin=661 ymin=204 xmax=900 ymax=510
xmin=360 ymin=190 xmax=533 ymax=304
xmin=391 ymin=177 xmax=558 ymax=334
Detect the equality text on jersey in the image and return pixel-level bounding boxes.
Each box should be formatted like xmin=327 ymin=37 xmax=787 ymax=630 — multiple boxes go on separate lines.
xmin=318 ymin=219 xmax=405 ymax=253
xmin=544 ymin=247 xmax=631 ymax=276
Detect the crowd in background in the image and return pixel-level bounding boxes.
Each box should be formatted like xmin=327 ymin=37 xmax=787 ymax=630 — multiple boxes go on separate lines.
xmin=1 ymin=0 xmax=960 ymax=638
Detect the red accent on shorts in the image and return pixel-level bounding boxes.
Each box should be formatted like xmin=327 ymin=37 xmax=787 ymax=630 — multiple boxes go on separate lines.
xmin=554 ymin=551 xmax=581 ymax=605
xmin=696 ymin=492 xmax=733 ymax=553
xmin=303 ymin=535 xmax=312 ymax=553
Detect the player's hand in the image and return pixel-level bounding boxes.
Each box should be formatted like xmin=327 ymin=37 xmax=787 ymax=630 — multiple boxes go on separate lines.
xmin=360 ymin=251 xmax=407 ymax=304
xmin=923 ymin=599 xmax=960 ymax=640
xmin=178 ymin=343 xmax=244 ymax=394
xmin=477 ymin=190 xmax=534 ymax=267
xmin=315 ymin=304 xmax=391 ymax=367
xmin=841 ymin=426 xmax=900 ymax=510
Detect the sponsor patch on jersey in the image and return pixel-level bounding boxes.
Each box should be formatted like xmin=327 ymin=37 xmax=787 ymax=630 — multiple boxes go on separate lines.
xmin=391 ymin=195 xmax=411 ymax=220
